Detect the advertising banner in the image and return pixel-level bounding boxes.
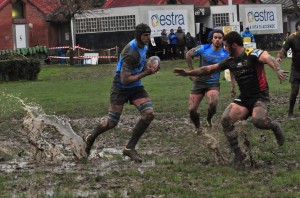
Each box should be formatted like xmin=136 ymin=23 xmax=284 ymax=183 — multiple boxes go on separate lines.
xmin=148 ymin=10 xmax=188 ymax=37
xmin=245 ymin=7 xmax=277 ymax=30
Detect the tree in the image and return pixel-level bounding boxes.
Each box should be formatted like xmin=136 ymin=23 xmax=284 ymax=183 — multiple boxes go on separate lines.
xmin=38 ymin=0 xmax=104 ymax=65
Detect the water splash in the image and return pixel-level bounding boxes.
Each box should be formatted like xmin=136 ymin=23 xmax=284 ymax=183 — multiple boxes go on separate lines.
xmin=5 ymin=94 xmax=87 ymax=160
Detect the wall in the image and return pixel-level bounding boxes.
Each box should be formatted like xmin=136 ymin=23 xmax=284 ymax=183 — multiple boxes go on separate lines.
xmin=0 ymin=3 xmax=14 ymax=50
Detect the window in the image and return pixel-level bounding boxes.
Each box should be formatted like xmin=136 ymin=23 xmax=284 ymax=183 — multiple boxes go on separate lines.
xmin=12 ymin=0 xmax=24 ymax=19
xmin=75 ymin=15 xmax=136 ymax=34
xmin=212 ymin=13 xmax=229 ymax=27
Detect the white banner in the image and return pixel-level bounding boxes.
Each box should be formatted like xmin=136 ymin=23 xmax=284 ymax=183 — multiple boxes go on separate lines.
xmin=245 ymin=7 xmax=277 ymax=31
xmin=148 ymin=10 xmax=188 ymax=37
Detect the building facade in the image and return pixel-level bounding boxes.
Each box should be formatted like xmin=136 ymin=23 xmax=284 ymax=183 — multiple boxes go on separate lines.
xmin=0 ymin=0 xmax=68 ymax=51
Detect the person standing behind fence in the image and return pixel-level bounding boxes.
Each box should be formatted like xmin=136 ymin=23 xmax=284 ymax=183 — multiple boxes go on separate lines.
xmin=186 ymin=32 xmax=196 ymax=51
xmin=176 ymin=26 xmax=186 ymax=59
xmin=276 ymin=21 xmax=300 ymax=118
xmin=83 ymin=23 xmax=159 ymax=162
xmin=168 ymin=29 xmax=178 ymax=60
xmin=161 ymin=29 xmax=170 ymax=60
xmin=241 ymin=27 xmax=255 ymax=42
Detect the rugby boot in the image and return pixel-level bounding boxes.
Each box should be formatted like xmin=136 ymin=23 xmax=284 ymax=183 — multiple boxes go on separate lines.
xmin=83 ymin=133 xmax=97 ymax=156
xmin=232 ymin=150 xmax=246 ymax=169
xmin=204 ymin=119 xmax=212 ymax=128
xmin=123 ymin=147 xmax=143 ymax=163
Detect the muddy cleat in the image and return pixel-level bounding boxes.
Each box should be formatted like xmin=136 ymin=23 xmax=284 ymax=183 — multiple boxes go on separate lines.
xmin=204 ymin=119 xmax=212 ymax=128
xmin=83 ymin=133 xmax=96 ymax=156
xmin=287 ymin=112 xmax=293 ymax=117
xmin=272 ymin=123 xmax=285 ymax=146
xmin=193 ymin=128 xmax=202 ymax=135
xmin=232 ymin=151 xmax=246 ymax=169
xmin=123 ymin=148 xmax=143 ymax=163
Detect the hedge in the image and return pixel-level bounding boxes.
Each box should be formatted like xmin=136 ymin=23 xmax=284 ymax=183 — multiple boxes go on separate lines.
xmin=0 ymin=59 xmax=41 ymax=81
xmin=0 ymin=46 xmax=48 ymax=56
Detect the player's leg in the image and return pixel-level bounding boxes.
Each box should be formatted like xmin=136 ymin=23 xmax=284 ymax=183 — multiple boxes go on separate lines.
xmin=288 ymin=81 xmax=299 ymax=117
xmin=84 ymin=86 xmax=125 ymax=156
xmin=221 ymin=103 xmax=249 ymax=167
xmin=123 ymin=97 xmax=154 ymax=162
xmin=205 ymin=88 xmax=220 ymax=127
xmin=84 ymin=103 xmax=123 ymax=156
xmin=189 ymin=93 xmax=204 ymax=131
xmin=252 ymin=100 xmax=285 ymax=146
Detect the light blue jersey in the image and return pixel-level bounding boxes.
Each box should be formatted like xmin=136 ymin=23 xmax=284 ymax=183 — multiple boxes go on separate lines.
xmin=113 ymin=39 xmax=148 ymax=89
xmin=193 ymin=44 xmax=229 ymax=85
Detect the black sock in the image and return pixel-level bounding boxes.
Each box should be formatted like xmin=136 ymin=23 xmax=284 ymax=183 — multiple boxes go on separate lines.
xmin=126 ymin=119 xmax=150 ymax=149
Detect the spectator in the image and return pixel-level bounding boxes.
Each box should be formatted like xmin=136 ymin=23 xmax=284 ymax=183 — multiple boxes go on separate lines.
xmin=176 ymin=26 xmax=186 ymax=59
xmin=241 ymin=27 xmax=255 ymax=42
xmin=168 ymin=29 xmax=178 ymax=60
xmin=160 ymin=29 xmax=170 ymax=60
xmin=186 ymin=32 xmax=196 ymax=50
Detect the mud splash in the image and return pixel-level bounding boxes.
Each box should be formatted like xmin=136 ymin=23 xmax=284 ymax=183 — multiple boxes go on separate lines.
xmin=6 ymin=94 xmax=87 ymax=160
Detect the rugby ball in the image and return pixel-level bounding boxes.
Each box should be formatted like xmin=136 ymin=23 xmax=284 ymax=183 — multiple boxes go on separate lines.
xmin=147 ymin=56 xmax=160 ymax=69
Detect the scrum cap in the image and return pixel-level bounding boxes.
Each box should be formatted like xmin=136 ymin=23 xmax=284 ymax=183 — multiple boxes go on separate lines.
xmin=135 ymin=23 xmax=151 ymax=37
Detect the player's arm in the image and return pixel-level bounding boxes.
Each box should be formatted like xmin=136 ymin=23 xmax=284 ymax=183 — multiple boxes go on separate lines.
xmin=259 ymin=51 xmax=288 ymax=81
xmin=276 ymin=48 xmax=287 ymax=62
xmin=174 ymin=63 xmax=220 ymax=77
xmin=186 ymin=47 xmax=200 ymax=81
xmin=276 ymin=36 xmax=291 ymax=62
xmin=186 ymin=47 xmax=198 ymax=70
xmin=121 ymin=56 xmax=158 ymax=85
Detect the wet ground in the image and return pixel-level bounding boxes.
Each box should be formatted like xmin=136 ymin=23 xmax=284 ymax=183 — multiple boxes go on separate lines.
xmin=0 ymin=96 xmax=299 ymax=197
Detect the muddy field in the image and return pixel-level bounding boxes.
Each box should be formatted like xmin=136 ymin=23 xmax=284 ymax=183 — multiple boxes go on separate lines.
xmin=0 ymin=98 xmax=300 ymax=197
xmin=0 ymin=93 xmax=299 ymax=197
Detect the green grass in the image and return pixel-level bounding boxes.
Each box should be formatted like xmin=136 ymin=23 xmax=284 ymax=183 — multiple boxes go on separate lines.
xmin=0 ymin=54 xmax=299 ymax=197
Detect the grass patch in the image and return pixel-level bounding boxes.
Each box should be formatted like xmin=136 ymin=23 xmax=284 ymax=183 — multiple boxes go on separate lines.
xmin=0 ymin=56 xmax=299 ymax=197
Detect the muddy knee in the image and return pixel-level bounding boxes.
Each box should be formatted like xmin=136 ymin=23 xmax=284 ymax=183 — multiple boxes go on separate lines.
xmin=221 ymin=115 xmax=234 ymax=131
xmin=141 ymin=110 xmax=154 ymax=123
xmin=252 ymin=116 xmax=273 ymax=130
xmin=99 ymin=111 xmax=120 ymax=129
xmin=138 ymin=101 xmax=155 ymax=123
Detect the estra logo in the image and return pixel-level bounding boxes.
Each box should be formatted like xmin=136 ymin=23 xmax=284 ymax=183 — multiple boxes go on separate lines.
xmin=150 ymin=12 xmax=186 ymax=27
xmin=247 ymin=9 xmax=275 ymax=23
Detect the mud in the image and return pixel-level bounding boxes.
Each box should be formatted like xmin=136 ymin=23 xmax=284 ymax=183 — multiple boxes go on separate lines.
xmin=0 ymin=94 xmax=298 ymax=197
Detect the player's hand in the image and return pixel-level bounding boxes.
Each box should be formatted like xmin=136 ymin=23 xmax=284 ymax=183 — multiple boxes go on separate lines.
xmin=276 ymin=57 xmax=282 ymax=62
xmin=144 ymin=62 xmax=159 ymax=75
xmin=277 ymin=70 xmax=289 ymax=82
xmin=173 ymin=68 xmax=188 ymax=76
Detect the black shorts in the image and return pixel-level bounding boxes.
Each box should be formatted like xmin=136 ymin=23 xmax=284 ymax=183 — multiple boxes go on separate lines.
xmin=110 ymin=86 xmax=149 ymax=105
xmin=191 ymin=82 xmax=220 ymax=95
xmin=233 ymin=92 xmax=270 ymax=113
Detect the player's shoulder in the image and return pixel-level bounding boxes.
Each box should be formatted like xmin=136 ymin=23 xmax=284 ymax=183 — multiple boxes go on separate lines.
xmin=246 ymin=48 xmax=263 ymax=57
xmin=202 ymin=43 xmax=212 ymax=50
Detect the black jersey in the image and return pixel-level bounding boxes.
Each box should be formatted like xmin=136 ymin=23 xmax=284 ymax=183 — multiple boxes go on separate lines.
xmin=218 ymin=48 xmax=268 ymax=97
xmin=282 ymin=32 xmax=300 ymax=80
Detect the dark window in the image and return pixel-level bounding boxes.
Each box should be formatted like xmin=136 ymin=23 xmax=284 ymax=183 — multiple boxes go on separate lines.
xmin=12 ymin=1 xmax=24 ymax=19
